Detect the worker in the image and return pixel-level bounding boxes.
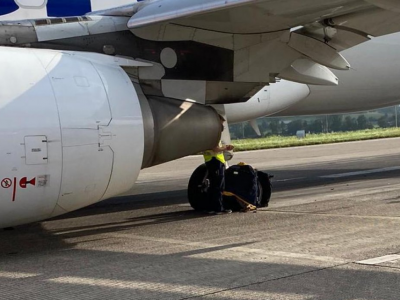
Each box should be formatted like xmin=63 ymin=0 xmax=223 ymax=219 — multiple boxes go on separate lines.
xmin=203 ymin=116 xmax=234 ymax=214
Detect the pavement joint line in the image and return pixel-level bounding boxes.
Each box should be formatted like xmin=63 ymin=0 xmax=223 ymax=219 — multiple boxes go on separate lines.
xmin=180 ymin=262 xmax=351 ymax=300
xmin=275 ymin=177 xmax=305 ymax=182
xmin=48 ymin=275 xmax=315 ymax=300
xmin=266 ymin=210 xmax=400 ymax=220
xmin=183 ymin=258 xmax=400 ymax=299
xmin=48 ymin=266 xmax=337 ymax=300
xmin=270 ymin=184 xmax=400 ymax=208
xmin=52 ymin=220 xmax=161 ymax=235
xmin=301 ymin=205 xmax=355 ymax=214
xmin=321 ymin=166 xmax=400 ymax=179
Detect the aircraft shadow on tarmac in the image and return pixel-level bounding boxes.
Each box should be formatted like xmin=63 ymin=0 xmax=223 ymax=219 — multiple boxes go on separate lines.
xmin=0 ymin=210 xmax=212 ymax=255
xmin=51 ymin=210 xmax=212 ymax=240
xmin=44 ymin=166 xmax=400 ymax=221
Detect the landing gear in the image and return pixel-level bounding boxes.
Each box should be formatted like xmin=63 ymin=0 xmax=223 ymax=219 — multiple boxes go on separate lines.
xmin=257 ymin=171 xmax=273 ymax=208
xmin=187 ymin=164 xmax=273 ymax=211
xmin=187 ymin=164 xmax=210 ymax=211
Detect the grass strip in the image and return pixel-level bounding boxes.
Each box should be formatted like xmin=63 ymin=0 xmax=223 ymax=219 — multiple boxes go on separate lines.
xmin=231 ymin=128 xmax=400 ymax=151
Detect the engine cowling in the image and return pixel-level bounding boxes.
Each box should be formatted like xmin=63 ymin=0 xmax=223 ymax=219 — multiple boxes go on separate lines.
xmin=0 ymin=47 xmax=221 ymax=227
xmin=0 ymin=47 xmax=145 ymax=227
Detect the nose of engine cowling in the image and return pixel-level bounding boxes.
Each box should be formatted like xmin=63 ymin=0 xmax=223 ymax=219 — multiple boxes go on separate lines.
xmin=0 ymin=46 xmax=145 ymax=227
xmin=0 ymin=47 xmax=63 ymax=228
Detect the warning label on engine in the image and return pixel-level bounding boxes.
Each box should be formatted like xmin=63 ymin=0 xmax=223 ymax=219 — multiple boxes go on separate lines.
xmin=1 ymin=175 xmax=49 ymax=201
xmin=1 ymin=178 xmax=12 ymax=189
xmin=37 ymin=175 xmax=49 ymax=187
xmin=20 ymin=177 xmax=36 ymax=189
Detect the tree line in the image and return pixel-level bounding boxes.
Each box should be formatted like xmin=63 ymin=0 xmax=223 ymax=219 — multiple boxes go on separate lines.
xmin=229 ymin=106 xmax=399 ymax=139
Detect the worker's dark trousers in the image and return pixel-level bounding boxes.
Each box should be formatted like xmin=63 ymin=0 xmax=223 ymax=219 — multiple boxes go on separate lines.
xmin=206 ymin=157 xmax=225 ymax=212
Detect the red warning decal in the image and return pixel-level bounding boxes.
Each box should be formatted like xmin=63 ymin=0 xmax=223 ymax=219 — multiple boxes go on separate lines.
xmin=1 ymin=177 xmax=17 ymax=201
xmin=19 ymin=177 xmax=36 ymax=189
xmin=2 ymin=176 xmax=40 ymax=202
xmin=13 ymin=177 xmax=16 ymax=202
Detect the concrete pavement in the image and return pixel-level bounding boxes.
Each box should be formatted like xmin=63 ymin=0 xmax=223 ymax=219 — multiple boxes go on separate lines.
xmin=1 ymin=138 xmax=400 ymax=299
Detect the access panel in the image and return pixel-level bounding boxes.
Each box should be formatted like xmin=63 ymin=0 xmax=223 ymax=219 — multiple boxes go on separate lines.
xmin=24 ymin=136 xmax=48 ymax=165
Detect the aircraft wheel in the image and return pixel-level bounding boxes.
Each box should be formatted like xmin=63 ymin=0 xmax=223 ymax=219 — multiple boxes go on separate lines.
xmin=187 ymin=164 xmax=210 ymax=211
xmin=257 ymin=172 xmax=273 ymax=208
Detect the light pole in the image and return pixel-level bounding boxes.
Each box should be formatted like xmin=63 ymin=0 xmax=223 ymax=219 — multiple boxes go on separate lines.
xmin=325 ymin=115 xmax=329 ymax=133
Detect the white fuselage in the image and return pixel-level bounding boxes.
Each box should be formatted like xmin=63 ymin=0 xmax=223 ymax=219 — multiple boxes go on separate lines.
xmin=226 ymin=32 xmax=400 ymax=123
xmin=276 ymin=33 xmax=400 ymax=116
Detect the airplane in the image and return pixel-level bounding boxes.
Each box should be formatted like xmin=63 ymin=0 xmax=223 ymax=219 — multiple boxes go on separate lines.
xmin=1 ymin=0 xmax=400 ymax=228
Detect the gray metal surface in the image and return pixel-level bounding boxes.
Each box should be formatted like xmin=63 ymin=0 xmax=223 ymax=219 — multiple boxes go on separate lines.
xmin=0 ymin=16 xmax=128 ymax=46
xmin=140 ymin=95 xmax=221 ymax=168
xmin=1 ymin=138 xmax=400 ymax=299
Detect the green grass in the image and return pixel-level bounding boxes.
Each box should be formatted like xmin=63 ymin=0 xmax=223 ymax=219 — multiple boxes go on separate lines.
xmin=231 ymin=128 xmax=400 ymax=151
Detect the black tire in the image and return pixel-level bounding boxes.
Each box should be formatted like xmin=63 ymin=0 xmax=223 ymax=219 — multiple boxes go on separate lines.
xmin=187 ymin=164 xmax=210 ymax=211
xmin=257 ymin=171 xmax=272 ymax=208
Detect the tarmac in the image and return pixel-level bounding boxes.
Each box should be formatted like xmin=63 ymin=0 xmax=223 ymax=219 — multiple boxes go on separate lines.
xmin=1 ymin=138 xmax=400 ymax=299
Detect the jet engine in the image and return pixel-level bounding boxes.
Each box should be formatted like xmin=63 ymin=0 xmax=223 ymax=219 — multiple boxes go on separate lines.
xmin=0 ymin=47 xmax=221 ymax=227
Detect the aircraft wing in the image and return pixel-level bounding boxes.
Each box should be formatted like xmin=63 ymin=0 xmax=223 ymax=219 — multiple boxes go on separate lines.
xmin=90 ymin=0 xmax=400 ymax=87
xmin=101 ymin=0 xmax=400 ymax=48
xmin=127 ymin=0 xmax=400 ymax=85
xmin=2 ymin=0 xmax=400 ymax=103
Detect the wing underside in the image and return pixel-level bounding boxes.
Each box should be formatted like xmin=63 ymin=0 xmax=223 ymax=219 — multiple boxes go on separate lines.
xmin=1 ymin=0 xmax=400 ymax=104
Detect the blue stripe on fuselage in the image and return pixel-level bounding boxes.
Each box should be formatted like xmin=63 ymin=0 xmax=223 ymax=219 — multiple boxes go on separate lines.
xmin=47 ymin=0 xmax=92 ymax=17
xmin=0 ymin=0 xmax=92 ymax=17
xmin=0 ymin=0 xmax=19 ymax=15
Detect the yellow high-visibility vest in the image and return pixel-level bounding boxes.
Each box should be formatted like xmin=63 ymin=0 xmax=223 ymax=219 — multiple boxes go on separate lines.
xmin=203 ymin=141 xmax=226 ymax=164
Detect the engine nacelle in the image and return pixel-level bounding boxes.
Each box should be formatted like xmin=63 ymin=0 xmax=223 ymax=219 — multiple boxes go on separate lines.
xmin=0 ymin=47 xmax=222 ymax=228
xmin=0 ymin=47 xmax=145 ymax=227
